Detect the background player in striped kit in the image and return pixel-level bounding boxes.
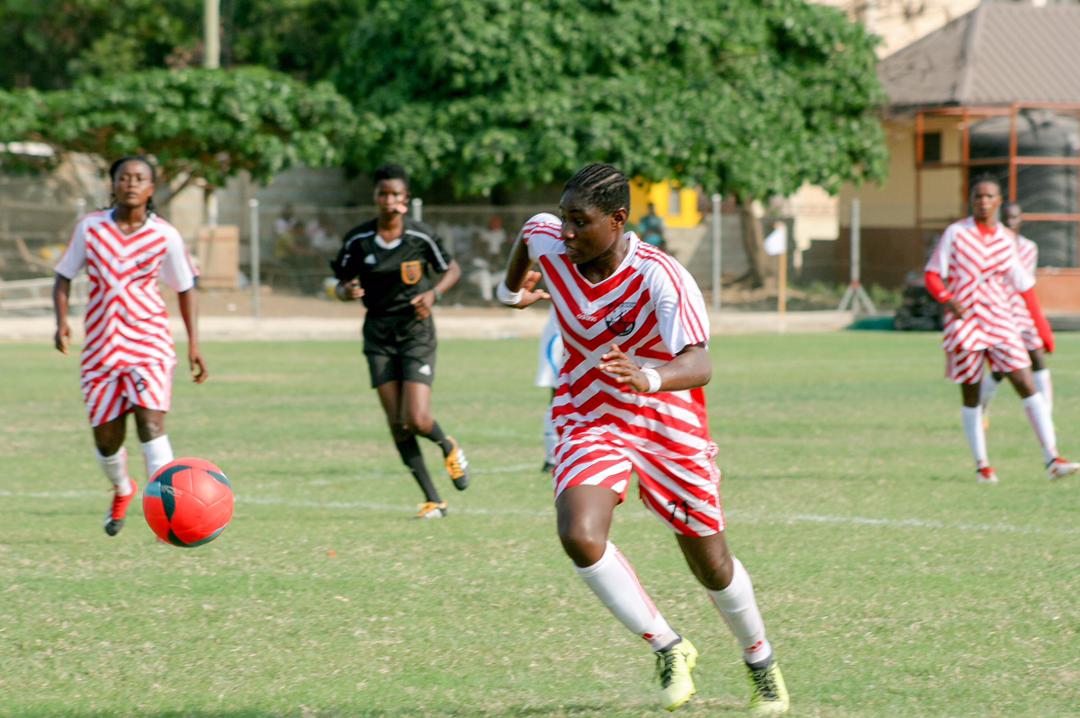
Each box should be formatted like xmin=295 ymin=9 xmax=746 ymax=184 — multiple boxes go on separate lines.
xmin=331 ymin=164 xmax=470 ymax=519
xmin=535 ymin=306 xmax=564 ymax=472
xmin=978 ymin=201 xmax=1055 ymax=419
xmin=498 ymin=164 xmax=789 ymax=715
xmin=924 ymin=178 xmax=1077 ymax=484
xmin=52 ymin=156 xmax=208 ymax=536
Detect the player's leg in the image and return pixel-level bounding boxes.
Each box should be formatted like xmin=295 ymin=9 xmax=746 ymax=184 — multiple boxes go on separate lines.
xmin=978 ymin=364 xmax=1003 ymax=422
xmin=542 ymin=389 xmax=558 ymax=472
xmin=85 ymin=374 xmax=138 ymax=535
xmin=132 ymin=407 xmax=173 ymax=477
xmin=1030 ymin=348 xmax=1052 ymax=413
xmin=556 ymin=444 xmax=688 ymax=710
xmin=678 ymin=533 xmax=789 ymax=716
xmin=374 ymin=376 xmax=445 ymax=517
xmin=401 ymin=332 xmax=469 ymax=491
xmin=950 ymin=350 xmax=995 ymax=483
xmin=1001 ymin=363 xmax=1077 ymax=479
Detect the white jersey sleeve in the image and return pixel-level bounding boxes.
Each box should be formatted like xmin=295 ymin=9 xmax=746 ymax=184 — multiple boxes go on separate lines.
xmin=159 ymin=227 xmax=197 ymax=292
xmin=924 ymin=225 xmax=954 ymax=278
xmin=55 ymin=216 xmax=89 ymax=279
xmin=1007 ymin=242 xmax=1035 ymax=293
xmin=522 ymin=213 xmax=564 ymax=261
xmin=651 ymin=260 xmax=710 ymax=354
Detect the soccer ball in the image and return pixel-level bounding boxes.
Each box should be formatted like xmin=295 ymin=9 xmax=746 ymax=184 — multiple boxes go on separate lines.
xmin=143 ymin=458 xmax=234 ymax=547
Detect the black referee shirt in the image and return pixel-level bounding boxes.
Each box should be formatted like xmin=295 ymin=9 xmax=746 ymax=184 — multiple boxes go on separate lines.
xmin=331 ymin=218 xmax=454 ymax=317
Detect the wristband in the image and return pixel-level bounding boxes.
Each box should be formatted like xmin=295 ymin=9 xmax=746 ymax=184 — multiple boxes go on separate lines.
xmin=640 ymin=367 xmax=662 ymax=393
xmin=433 ymin=287 xmax=442 ymax=303
xmin=496 ymin=281 xmax=524 ymax=306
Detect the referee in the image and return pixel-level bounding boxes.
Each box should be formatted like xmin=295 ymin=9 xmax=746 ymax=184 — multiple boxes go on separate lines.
xmin=332 ymin=164 xmax=470 ymax=518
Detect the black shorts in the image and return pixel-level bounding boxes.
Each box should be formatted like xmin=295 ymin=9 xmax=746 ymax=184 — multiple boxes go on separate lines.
xmin=362 ymin=313 xmax=437 ymax=387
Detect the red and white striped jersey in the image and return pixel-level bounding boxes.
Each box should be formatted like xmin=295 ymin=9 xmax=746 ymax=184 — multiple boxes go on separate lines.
xmin=55 ymin=210 xmax=196 ymax=379
xmin=522 ymin=213 xmax=713 ymax=458
xmin=1008 ymin=234 xmax=1039 ymax=337
xmin=925 ymin=217 xmax=1033 ymax=353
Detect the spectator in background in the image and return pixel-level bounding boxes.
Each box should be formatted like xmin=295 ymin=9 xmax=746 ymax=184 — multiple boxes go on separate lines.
xmin=638 ymin=202 xmax=667 ymax=252
xmin=477 ymin=215 xmax=508 ymax=262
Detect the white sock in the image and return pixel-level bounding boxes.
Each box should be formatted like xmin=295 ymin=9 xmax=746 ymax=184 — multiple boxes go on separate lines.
xmin=1033 ymin=369 xmax=1053 ymax=414
xmin=141 ymin=435 xmax=174 ymax=479
xmin=706 ymin=557 xmax=772 ymax=666
xmin=96 ymin=447 xmax=133 ymax=496
xmin=979 ymin=375 xmax=1000 ymax=411
xmin=1022 ymin=393 xmax=1058 ymax=464
xmin=543 ymin=405 xmax=557 ymax=464
xmin=961 ymin=407 xmax=989 ymax=468
xmin=574 ymin=541 xmax=680 ymax=651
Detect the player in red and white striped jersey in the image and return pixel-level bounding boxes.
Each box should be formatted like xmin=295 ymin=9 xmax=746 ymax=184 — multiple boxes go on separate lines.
xmin=979 ymin=202 xmax=1055 ymax=418
xmin=53 ymin=156 xmax=208 ymax=536
xmin=499 ymin=164 xmax=788 ymax=714
xmin=924 ymin=179 xmax=1076 ymax=483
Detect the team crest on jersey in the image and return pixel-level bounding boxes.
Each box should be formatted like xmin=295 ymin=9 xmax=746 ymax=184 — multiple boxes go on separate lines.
xmin=400 ymin=260 xmax=423 ymax=285
xmin=604 ymin=302 xmax=637 ymax=337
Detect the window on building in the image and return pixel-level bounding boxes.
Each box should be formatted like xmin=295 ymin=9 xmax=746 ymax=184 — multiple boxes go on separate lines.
xmin=923 ymin=132 xmax=942 ymax=163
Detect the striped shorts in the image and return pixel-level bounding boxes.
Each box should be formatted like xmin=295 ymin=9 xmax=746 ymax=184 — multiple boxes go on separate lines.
xmin=552 ymin=427 xmax=724 ymax=537
xmin=946 ymin=339 xmax=1031 ymax=384
xmin=81 ymin=362 xmax=175 ymax=427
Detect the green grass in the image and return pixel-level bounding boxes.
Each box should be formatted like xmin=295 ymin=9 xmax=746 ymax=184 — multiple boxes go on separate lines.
xmin=1 ymin=333 xmax=1078 ymax=717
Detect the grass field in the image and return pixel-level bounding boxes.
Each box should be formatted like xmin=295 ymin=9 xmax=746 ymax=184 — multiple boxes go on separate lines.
xmin=1 ymin=332 xmax=1077 ymax=717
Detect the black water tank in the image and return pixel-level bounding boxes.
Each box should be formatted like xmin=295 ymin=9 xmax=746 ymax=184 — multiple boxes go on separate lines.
xmin=968 ymin=110 xmax=1079 ymax=267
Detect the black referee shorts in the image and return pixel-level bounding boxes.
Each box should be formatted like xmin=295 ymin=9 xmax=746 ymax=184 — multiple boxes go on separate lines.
xmin=362 ymin=313 xmax=438 ymax=388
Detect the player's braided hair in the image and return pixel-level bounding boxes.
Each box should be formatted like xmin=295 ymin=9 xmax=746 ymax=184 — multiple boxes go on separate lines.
xmin=108 ymin=155 xmax=157 ymax=214
xmin=563 ymin=163 xmax=630 ymax=215
xmin=373 ymin=163 xmax=409 ymax=189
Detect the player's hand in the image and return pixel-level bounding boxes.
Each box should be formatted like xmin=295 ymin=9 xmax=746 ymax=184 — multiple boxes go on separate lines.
xmin=189 ymin=348 xmax=209 ymax=384
xmin=411 ymin=290 xmax=436 ymax=320
xmin=508 ymin=270 xmax=551 ymax=309
xmin=337 ymin=279 xmax=364 ymax=301
xmin=944 ymin=298 xmax=967 ymax=321
xmin=54 ymin=323 xmax=71 ymax=354
xmin=598 ymin=343 xmax=650 ymax=392
xmin=1041 ymin=330 xmax=1055 ymax=354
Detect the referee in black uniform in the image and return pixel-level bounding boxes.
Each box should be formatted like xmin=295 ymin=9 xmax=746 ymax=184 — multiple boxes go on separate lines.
xmin=332 ymin=164 xmax=470 ymax=519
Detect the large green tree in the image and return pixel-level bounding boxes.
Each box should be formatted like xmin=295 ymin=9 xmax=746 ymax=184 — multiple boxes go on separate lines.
xmin=336 ymin=0 xmax=887 ymax=283
xmin=0 ymin=0 xmax=361 ymax=89
xmin=20 ymin=67 xmax=356 ymax=204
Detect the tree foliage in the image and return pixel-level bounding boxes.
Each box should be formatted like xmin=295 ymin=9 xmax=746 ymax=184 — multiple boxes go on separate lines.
xmin=28 ymin=67 xmax=356 ymax=195
xmin=0 ymin=0 xmax=362 ymax=89
xmin=335 ymin=0 xmax=887 ymax=199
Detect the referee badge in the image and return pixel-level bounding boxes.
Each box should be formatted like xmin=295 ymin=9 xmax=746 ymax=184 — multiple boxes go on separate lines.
xmin=400 ymin=260 xmax=423 ymax=285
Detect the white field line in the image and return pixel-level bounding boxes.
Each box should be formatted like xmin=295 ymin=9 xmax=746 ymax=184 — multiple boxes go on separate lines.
xmin=1 ymin=487 xmax=1075 ymax=536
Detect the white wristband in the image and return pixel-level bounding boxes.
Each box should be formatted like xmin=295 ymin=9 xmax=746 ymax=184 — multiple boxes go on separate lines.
xmin=640 ymin=367 xmax=662 ymax=393
xmin=496 ymin=281 xmax=524 ymax=306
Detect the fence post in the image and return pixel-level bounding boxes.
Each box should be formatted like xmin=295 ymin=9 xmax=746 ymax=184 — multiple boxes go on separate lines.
xmin=711 ymin=193 xmax=722 ymax=312
xmin=411 ymin=197 xmax=423 ymax=222
xmin=248 ymin=198 xmax=260 ymax=319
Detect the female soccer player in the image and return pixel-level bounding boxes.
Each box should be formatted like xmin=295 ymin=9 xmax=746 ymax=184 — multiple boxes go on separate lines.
xmin=52 ymin=156 xmax=208 ymax=536
xmin=331 ymin=164 xmax=470 ymax=519
xmin=924 ymin=178 xmax=1077 ymax=484
xmin=498 ymin=164 xmax=789 ymax=715
xmin=979 ymin=201 xmax=1055 ymax=416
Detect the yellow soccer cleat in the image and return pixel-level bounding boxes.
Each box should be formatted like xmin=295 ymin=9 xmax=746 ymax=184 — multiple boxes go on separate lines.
xmin=444 ymin=437 xmax=470 ymax=491
xmin=415 ymin=501 xmax=447 ymax=519
xmin=746 ymin=660 xmax=790 ymax=716
xmin=655 ymin=638 xmax=698 ymax=711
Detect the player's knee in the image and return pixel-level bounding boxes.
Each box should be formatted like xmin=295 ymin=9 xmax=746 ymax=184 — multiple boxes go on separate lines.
xmin=404 ymin=412 xmax=433 ymax=436
xmin=390 ymin=424 xmax=413 ymax=443
xmin=557 ymin=525 xmax=607 ymax=566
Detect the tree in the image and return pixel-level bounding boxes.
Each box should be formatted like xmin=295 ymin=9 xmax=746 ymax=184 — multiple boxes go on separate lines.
xmin=0 ymin=0 xmax=363 ymax=90
xmin=25 ymin=67 xmax=357 ymax=205
xmin=335 ymin=0 xmax=887 ymax=284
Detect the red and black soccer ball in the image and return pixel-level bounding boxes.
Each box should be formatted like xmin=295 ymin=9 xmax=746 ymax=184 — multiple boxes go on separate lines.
xmin=143 ymin=458 xmax=234 ymax=547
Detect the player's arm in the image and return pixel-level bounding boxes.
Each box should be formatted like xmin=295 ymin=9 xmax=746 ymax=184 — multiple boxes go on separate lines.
xmin=498 ymin=228 xmax=549 ymax=309
xmin=600 ymin=342 xmax=711 ymax=393
xmin=177 ymin=289 xmax=209 ymax=384
xmin=923 ymin=270 xmax=965 ymax=318
xmin=52 ymin=274 xmax=72 ymax=354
